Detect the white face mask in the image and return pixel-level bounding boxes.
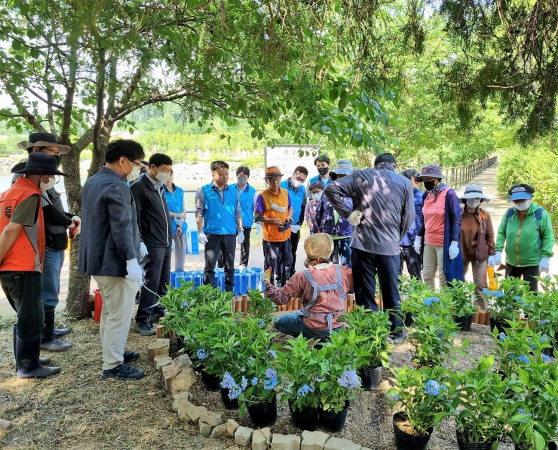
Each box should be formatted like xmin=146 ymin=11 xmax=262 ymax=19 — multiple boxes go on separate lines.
xmin=515 ymin=200 xmax=531 ymax=211
xmin=156 ymin=169 xmax=171 ymax=184
xmin=291 ymin=178 xmax=301 ymax=188
xmin=466 ymin=199 xmax=481 ymax=208
xmin=40 ymin=176 xmax=56 ymax=191
xmin=124 ymin=159 xmax=141 ymax=182
xmin=312 ymin=191 xmax=322 ymax=201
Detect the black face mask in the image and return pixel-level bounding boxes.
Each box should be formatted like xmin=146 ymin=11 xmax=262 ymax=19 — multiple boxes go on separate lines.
xmin=423 ymin=181 xmax=436 ymax=191
xmin=318 ymin=167 xmax=329 ymax=176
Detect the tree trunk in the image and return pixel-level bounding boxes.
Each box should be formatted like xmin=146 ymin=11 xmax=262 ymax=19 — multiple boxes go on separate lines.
xmin=63 ymin=145 xmax=91 ymax=318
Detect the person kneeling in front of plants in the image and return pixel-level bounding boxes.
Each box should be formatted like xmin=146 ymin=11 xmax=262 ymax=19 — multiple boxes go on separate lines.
xmin=263 ymin=233 xmax=354 ymax=339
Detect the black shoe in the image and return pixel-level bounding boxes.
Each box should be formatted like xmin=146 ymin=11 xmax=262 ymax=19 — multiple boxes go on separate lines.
xmin=134 ymin=321 xmax=156 ymax=336
xmin=101 ymin=363 xmax=144 ymax=380
xmin=41 ymin=309 xmax=72 ymax=352
xmin=16 ymin=334 xmax=61 ymax=379
xmin=123 ymin=351 xmax=139 ymax=364
xmin=53 ymin=327 xmax=70 ymax=338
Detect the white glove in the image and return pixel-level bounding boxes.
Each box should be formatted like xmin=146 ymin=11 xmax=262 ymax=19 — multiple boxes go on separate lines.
xmin=256 ymin=223 xmax=262 ymax=235
xmin=493 ymin=251 xmax=502 ymax=266
xmin=540 ymin=257 xmax=550 ymax=273
xmin=198 ymin=232 xmax=208 ymax=244
xmin=487 ymin=254 xmax=497 ymax=267
xmin=291 ymin=224 xmax=301 ymax=233
xmin=171 ymin=240 xmax=175 ymax=253
xmin=347 ymin=210 xmax=363 ymax=226
xmin=448 ymin=241 xmax=459 ymax=260
xmin=139 ymin=242 xmax=148 ymax=259
xmin=237 ymin=232 xmax=245 ymax=244
xmin=413 ymin=236 xmax=421 ymax=255
xmin=71 ymin=216 xmax=81 ymax=234
xmin=125 ymin=259 xmax=143 ymax=285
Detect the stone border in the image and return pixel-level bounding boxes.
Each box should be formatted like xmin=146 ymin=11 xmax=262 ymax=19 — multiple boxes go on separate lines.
xmin=149 ymin=339 xmax=371 ymax=450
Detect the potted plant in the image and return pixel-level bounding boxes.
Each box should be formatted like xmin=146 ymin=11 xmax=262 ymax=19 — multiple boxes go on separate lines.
xmin=399 ymin=276 xmax=437 ymax=327
xmin=342 ymin=306 xmax=392 ymax=390
xmin=449 ymin=355 xmax=521 ymax=449
xmin=444 ymin=280 xmax=478 ymax=331
xmin=387 ymin=365 xmax=451 ymax=450
xmin=486 ymin=277 xmax=530 ymax=332
xmin=276 ymin=335 xmax=321 ymax=430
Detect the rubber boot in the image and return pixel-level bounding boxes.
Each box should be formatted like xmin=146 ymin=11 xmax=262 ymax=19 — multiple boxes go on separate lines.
xmin=13 ymin=324 xmax=50 ymax=370
xmin=53 ymin=327 xmax=70 ymax=338
xmin=41 ymin=309 xmax=72 ymax=352
xmin=16 ymin=334 xmax=60 ymax=379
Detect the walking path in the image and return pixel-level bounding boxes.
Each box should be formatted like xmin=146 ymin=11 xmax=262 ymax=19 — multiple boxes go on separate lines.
xmin=2 ymin=163 xmax=557 ymax=309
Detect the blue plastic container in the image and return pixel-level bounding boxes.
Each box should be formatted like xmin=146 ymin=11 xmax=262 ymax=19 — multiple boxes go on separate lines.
xmin=240 ymin=270 xmax=249 ymax=295
xmin=234 ymin=269 xmax=241 ymax=296
xmin=193 ymin=271 xmax=203 ymax=288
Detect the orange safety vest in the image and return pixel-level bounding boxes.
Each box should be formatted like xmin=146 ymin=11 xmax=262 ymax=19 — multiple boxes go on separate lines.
xmin=0 ymin=177 xmax=45 ymax=272
xmin=260 ymin=188 xmax=292 ymax=242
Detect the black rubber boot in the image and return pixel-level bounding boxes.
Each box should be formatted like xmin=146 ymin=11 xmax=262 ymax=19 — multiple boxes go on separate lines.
xmin=41 ymin=309 xmax=72 ymax=352
xmin=53 ymin=327 xmax=70 ymax=338
xmin=16 ymin=334 xmax=60 ymax=379
xmin=13 ymin=324 xmax=50 ymax=370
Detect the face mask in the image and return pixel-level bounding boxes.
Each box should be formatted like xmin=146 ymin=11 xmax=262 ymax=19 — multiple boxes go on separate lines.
xmin=466 ymin=199 xmax=481 ymax=208
xmin=318 ymin=167 xmax=329 ymax=176
xmin=515 ymin=200 xmax=531 ymax=211
xmin=40 ymin=176 xmax=56 ymax=191
xmin=423 ymin=181 xmax=436 ymax=191
xmin=237 ymin=176 xmax=248 ymax=186
xmin=312 ymin=192 xmax=322 ymax=201
xmin=291 ymin=178 xmax=301 ymax=188
xmin=124 ymin=159 xmax=141 ymax=182
xmin=155 ymin=169 xmax=170 ymax=184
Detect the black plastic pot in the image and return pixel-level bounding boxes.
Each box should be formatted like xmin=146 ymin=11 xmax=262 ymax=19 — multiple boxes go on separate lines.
xmin=318 ymin=400 xmax=350 ymax=432
xmin=200 ymin=369 xmax=220 ymax=391
xmin=404 ymin=312 xmax=415 ymax=327
xmin=456 ymin=314 xmax=474 ymax=331
xmin=543 ymin=347 xmax=555 ymax=358
xmin=288 ymin=399 xmax=318 ymax=431
xmin=393 ymin=412 xmax=432 ymax=450
xmin=359 ymin=366 xmax=382 ymax=391
xmin=247 ymin=394 xmax=277 ymax=427
xmin=220 ymin=388 xmax=239 ymax=409
xmin=489 ymin=317 xmax=509 ymax=334
xmin=456 ymin=430 xmax=496 ymax=450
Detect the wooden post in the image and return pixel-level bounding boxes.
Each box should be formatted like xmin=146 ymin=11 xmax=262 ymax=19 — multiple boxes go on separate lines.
xmin=156 ymin=325 xmax=165 ymax=339
xmin=234 ymin=298 xmax=242 ymax=313
xmin=241 ymin=295 xmax=248 ymax=312
xmin=347 ymin=293 xmax=355 ymax=312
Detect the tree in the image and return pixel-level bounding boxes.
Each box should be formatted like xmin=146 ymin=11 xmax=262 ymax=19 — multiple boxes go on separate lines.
xmin=0 ymin=0 xmax=392 ymax=316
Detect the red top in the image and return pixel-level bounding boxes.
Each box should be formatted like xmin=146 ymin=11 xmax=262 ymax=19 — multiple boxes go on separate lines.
xmin=423 ymin=188 xmax=448 ymax=246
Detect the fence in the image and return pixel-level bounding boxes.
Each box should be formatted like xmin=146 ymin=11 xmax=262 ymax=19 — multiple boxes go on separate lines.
xmin=442 ymin=156 xmax=498 ymax=189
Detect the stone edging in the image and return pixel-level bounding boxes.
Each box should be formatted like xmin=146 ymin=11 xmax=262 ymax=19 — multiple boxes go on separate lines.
xmin=148 ymin=339 xmax=372 ymax=450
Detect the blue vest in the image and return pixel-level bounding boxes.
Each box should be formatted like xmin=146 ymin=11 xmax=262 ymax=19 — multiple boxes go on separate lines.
xmin=281 ymin=179 xmax=306 ymax=225
xmin=202 ymin=183 xmax=237 ymax=235
xmin=309 ymin=174 xmax=332 ymax=187
xmin=231 ymin=183 xmax=256 ymax=228
xmin=164 ymin=185 xmax=187 ymax=236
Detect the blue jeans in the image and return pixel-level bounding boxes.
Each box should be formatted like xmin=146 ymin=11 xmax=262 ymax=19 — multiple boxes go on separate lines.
xmin=274 ymin=313 xmax=343 ymax=339
xmin=42 ymin=249 xmax=64 ymax=310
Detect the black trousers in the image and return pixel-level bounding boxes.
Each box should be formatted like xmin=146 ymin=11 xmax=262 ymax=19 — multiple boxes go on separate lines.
xmin=204 ymin=234 xmax=236 ymax=292
xmin=263 ymin=239 xmax=293 ymax=287
xmin=400 ymin=246 xmax=422 ymax=280
xmin=289 ymin=230 xmax=301 ymax=277
xmin=506 ymin=264 xmax=540 ymax=292
xmin=218 ymin=227 xmax=251 ymax=268
xmin=351 ymin=248 xmax=403 ymax=336
xmin=136 ymin=247 xmax=171 ymax=324
xmin=0 ymin=271 xmax=43 ymax=340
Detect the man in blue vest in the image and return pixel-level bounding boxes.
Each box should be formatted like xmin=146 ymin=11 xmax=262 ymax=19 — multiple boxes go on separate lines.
xmin=281 ymin=166 xmax=308 ymax=277
xmin=195 ymin=161 xmax=243 ymax=292
xmin=231 ymin=166 xmax=258 ymax=267
xmin=307 ymin=154 xmax=331 ymax=199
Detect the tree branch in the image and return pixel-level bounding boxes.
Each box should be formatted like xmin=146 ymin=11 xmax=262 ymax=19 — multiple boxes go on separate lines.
xmin=1 ymin=77 xmax=47 ymax=132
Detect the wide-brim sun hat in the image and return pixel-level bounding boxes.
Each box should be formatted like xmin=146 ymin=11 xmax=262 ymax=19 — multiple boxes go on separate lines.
xmin=330 ymin=159 xmax=354 ymax=176
xmin=460 ymin=183 xmax=490 ymax=202
xmin=264 ymin=166 xmax=283 ymax=179
xmin=304 ymin=233 xmax=334 ymax=260
xmin=12 ymin=152 xmax=68 ymax=176
xmin=17 ymin=132 xmax=71 ymax=154
xmin=508 ymin=186 xmax=533 ymax=202
xmin=416 ymin=164 xmax=446 ymax=179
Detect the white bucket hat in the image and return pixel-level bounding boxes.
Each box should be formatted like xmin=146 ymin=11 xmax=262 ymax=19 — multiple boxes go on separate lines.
xmin=460 ymin=183 xmax=490 ymax=202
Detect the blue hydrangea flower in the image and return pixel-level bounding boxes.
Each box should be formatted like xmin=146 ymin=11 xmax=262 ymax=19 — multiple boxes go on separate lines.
xmin=180 ymin=301 xmax=190 ymax=309
xmin=265 ymin=368 xmax=277 ymax=379
xmin=268 ymin=350 xmax=277 ymax=359
xmin=494 ymin=291 xmax=504 ymax=298
xmin=337 ymin=369 xmax=360 ymax=389
xmin=541 ymin=337 xmax=549 ymax=343
xmin=391 ymin=394 xmax=401 ymax=401
xmin=221 ymin=372 xmax=236 ymax=390
xmin=251 ymin=377 xmax=258 ymax=386
xmin=509 ymin=353 xmax=516 ymax=359
xmin=197 ymin=348 xmax=209 ymax=360
xmin=258 ymin=320 xmax=266 ymax=328
xmin=241 ymin=376 xmax=248 ymax=390
xmin=542 ymin=354 xmax=552 ymax=363
xmin=228 ymin=384 xmax=242 ymax=400
xmin=297 ymin=384 xmax=312 ymax=397
xmin=423 ymin=297 xmax=440 ymax=306
xmin=530 ymin=344 xmax=536 ymax=350
xmin=518 ymin=355 xmax=530 ymax=364
xmin=264 ymin=377 xmax=278 ymax=390
xmin=425 ymin=380 xmax=441 ymax=396
xmin=499 ymin=333 xmax=507 ymax=342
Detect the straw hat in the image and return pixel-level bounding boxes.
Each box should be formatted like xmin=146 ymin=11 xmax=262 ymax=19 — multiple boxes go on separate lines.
xmin=304 ymin=234 xmax=333 ymax=260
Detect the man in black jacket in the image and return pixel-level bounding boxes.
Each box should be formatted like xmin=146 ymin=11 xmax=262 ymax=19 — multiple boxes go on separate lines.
xmin=131 ymin=153 xmax=173 ymax=336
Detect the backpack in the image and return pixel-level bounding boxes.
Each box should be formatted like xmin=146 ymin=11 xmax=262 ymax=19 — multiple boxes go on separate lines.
xmin=506 ymin=206 xmax=544 ymax=230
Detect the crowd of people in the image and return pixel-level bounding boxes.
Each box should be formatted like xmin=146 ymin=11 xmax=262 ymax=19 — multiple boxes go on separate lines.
xmin=1 ymin=135 xmax=555 ymax=381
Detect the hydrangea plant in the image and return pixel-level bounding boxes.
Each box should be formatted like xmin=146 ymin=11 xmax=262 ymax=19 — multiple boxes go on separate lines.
xmin=486 ymin=276 xmax=531 ymax=324
xmin=443 ymin=280 xmax=478 ymax=317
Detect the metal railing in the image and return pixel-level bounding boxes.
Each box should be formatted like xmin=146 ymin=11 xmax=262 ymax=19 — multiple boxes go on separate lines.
xmin=442 ymin=156 xmax=498 ymax=189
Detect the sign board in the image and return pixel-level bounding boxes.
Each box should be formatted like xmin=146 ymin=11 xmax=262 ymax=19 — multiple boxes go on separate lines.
xmin=264 ymin=144 xmax=321 ymax=181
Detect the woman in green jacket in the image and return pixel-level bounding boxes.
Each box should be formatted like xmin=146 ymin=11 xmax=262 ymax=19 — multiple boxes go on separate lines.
xmin=494 ymin=184 xmax=554 ymax=291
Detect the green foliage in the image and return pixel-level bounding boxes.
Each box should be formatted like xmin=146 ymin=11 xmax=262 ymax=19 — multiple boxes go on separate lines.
xmin=443 ymin=280 xmax=478 ymax=318
xmin=246 ymin=289 xmax=275 ymax=326
xmin=485 ymin=277 xmax=531 ymax=324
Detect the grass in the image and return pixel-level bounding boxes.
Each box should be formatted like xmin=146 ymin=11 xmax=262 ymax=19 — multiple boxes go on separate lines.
xmin=0 ymin=306 xmax=239 ymax=450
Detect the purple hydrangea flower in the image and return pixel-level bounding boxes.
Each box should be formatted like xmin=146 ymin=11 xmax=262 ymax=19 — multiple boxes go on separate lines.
xmin=337 ymin=369 xmax=360 ymax=389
